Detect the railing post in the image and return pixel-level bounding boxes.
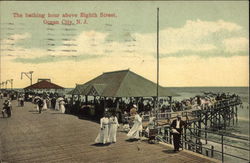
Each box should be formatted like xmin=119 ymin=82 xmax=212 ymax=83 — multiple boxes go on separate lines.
xmin=236 ymin=106 xmax=238 ymax=123
xmin=182 ymin=132 xmax=184 ymax=150
xmin=211 ymin=145 xmax=214 ymax=158
xmin=221 ymin=134 xmax=224 ymax=163
xmin=205 ymin=113 xmax=208 ymax=144
xmin=232 ymin=106 xmax=235 ymax=125
xmin=169 ymin=129 xmax=172 ymax=144
xmin=184 ymin=126 xmax=187 ymax=149
xmin=206 ymin=150 xmax=209 ymax=157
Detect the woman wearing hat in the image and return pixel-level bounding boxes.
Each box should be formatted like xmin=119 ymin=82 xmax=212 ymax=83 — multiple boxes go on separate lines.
xmin=42 ymin=97 xmax=48 ymax=110
xmin=95 ymin=112 xmax=110 ymax=144
xmin=59 ymin=100 xmax=66 ymax=113
xmin=127 ymin=105 xmax=142 ymax=140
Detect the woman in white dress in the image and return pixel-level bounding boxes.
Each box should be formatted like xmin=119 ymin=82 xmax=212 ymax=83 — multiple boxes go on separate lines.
xmin=55 ymin=98 xmax=60 ymax=111
xmin=59 ymin=100 xmax=66 ymax=113
xmin=127 ymin=107 xmax=142 ymax=140
xmin=95 ymin=113 xmax=110 ymax=144
xmin=109 ymin=113 xmax=119 ymax=143
xmin=42 ymin=98 xmax=48 ymax=110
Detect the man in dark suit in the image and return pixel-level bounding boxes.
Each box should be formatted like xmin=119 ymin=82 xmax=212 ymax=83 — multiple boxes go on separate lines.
xmin=37 ymin=98 xmax=44 ymax=114
xmin=170 ymin=114 xmax=185 ymax=152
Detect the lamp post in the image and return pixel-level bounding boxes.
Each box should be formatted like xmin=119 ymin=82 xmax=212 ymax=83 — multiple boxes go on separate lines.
xmin=5 ymin=79 xmax=14 ymax=90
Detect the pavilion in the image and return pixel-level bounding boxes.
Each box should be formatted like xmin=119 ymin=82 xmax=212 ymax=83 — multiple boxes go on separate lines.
xmin=70 ymin=69 xmax=177 ymax=98
xmin=68 ymin=69 xmax=178 ymax=118
xmin=24 ymin=78 xmax=64 ymax=93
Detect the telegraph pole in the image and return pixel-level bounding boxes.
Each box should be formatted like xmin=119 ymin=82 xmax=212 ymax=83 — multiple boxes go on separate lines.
xmin=1 ymin=82 xmax=5 ymax=89
xmin=6 ymin=79 xmax=14 ymax=89
xmin=21 ymin=71 xmax=34 ymax=85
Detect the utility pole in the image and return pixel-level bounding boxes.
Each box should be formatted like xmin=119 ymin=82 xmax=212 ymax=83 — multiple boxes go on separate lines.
xmin=1 ymin=82 xmax=5 ymax=89
xmin=21 ymin=71 xmax=34 ymax=86
xmin=11 ymin=79 xmax=13 ymax=89
xmin=6 ymin=79 xmax=14 ymax=89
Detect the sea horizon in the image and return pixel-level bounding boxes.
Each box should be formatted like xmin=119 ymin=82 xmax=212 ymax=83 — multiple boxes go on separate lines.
xmin=4 ymin=86 xmax=250 ymax=89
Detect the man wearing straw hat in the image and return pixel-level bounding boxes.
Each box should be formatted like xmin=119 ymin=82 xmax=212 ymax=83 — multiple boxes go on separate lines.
xmin=170 ymin=113 xmax=185 ymax=152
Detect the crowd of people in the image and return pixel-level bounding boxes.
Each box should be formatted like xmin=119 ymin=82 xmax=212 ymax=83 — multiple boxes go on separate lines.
xmin=0 ymin=90 xmax=68 ymax=115
xmin=1 ymin=89 xmax=242 ymax=152
xmin=169 ymin=92 xmax=241 ymax=112
xmin=1 ymin=89 xmax=241 ymax=120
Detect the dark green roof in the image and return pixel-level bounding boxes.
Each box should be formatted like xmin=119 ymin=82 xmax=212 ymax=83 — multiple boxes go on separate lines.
xmin=67 ymin=84 xmax=87 ymax=95
xmin=71 ymin=69 xmax=178 ymax=97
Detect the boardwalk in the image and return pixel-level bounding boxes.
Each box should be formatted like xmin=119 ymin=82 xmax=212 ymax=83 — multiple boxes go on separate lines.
xmin=0 ymin=99 xmax=218 ymax=163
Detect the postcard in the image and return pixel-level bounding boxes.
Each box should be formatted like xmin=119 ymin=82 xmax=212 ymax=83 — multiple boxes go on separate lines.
xmin=0 ymin=1 xmax=249 ymax=163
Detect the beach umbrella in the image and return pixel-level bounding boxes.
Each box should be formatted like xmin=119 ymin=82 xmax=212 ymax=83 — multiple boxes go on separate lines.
xmin=33 ymin=96 xmax=41 ymax=103
xmin=34 ymin=96 xmax=41 ymax=100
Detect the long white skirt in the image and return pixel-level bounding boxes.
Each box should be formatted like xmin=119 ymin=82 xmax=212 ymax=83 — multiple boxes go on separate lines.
xmin=60 ymin=104 xmax=65 ymax=113
xmin=43 ymin=100 xmax=47 ymax=110
xmin=127 ymin=122 xmax=141 ymax=139
xmin=109 ymin=124 xmax=118 ymax=143
xmin=55 ymin=102 xmax=59 ymax=110
xmin=95 ymin=125 xmax=109 ymax=144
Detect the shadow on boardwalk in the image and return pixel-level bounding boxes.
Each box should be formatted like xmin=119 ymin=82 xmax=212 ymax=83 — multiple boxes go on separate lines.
xmin=162 ymin=149 xmax=181 ymax=154
xmin=91 ymin=143 xmax=112 ymax=147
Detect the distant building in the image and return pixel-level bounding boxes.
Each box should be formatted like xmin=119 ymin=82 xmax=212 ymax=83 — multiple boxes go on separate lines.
xmin=24 ymin=79 xmax=64 ymax=93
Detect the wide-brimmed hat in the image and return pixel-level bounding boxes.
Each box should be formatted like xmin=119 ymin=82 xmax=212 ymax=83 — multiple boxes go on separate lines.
xmin=133 ymin=104 xmax=137 ymax=108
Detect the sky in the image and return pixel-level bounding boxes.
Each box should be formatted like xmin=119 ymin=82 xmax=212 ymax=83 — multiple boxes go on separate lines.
xmin=0 ymin=1 xmax=249 ymax=88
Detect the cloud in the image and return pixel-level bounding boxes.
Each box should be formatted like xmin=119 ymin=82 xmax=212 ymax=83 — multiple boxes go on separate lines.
xmin=13 ymin=54 xmax=102 ymax=64
xmin=223 ymin=37 xmax=249 ymax=53
xmin=1 ymin=19 xmax=247 ymax=63
xmin=133 ymin=19 xmax=243 ymax=55
xmin=1 ymin=33 xmax=30 ymax=45
xmin=51 ymin=31 xmax=109 ymax=57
